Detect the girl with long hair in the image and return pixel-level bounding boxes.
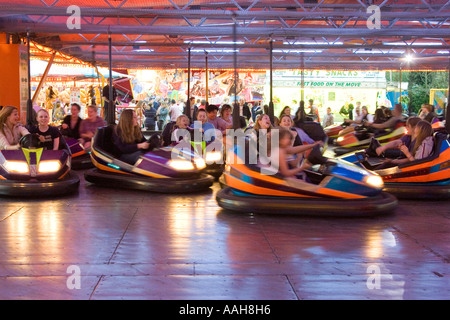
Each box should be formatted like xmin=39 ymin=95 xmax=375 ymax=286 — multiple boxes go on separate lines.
xmin=113 ymin=109 xmax=150 ymax=165
xmin=0 ymin=106 xmax=30 ymax=150
xmin=400 ymin=120 xmax=434 ymax=161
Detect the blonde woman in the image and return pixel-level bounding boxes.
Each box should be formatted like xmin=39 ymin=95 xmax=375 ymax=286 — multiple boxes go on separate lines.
xmin=0 ymin=106 xmax=30 ymax=150
xmin=171 ymin=114 xmax=191 ymax=144
xmin=30 ymin=109 xmax=61 ymax=150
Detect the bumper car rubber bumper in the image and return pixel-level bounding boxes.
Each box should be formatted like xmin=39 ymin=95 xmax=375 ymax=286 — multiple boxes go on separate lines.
xmin=72 ymin=153 xmax=94 ymax=170
xmin=383 ymin=182 xmax=450 ymax=200
xmin=216 ymin=187 xmax=398 ymax=217
xmin=0 ymin=171 xmax=80 ymax=197
xmin=203 ymin=163 xmax=224 ymax=179
xmin=333 ymin=146 xmax=366 ymax=156
xmin=84 ymin=168 xmax=214 ymax=193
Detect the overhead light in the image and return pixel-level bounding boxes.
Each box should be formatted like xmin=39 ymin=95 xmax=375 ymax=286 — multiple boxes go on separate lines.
xmin=184 ymin=40 xmax=244 ymax=45
xmin=132 ymin=47 xmax=154 ymax=53
xmin=284 ymin=41 xmax=343 ymax=45
xmin=273 ymin=49 xmax=323 ymax=53
xmin=191 ymin=49 xmax=239 ymax=53
xmin=404 ymin=53 xmax=414 ymax=62
xmin=355 ymin=49 xmax=405 ymax=54
xmin=383 ymin=41 xmax=443 ymax=46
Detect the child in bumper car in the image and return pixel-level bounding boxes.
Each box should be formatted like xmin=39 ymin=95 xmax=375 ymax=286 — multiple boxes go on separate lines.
xmin=112 ymin=109 xmax=150 ymax=165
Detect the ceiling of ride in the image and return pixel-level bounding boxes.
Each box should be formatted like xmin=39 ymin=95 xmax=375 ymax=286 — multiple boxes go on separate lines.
xmin=1 ymin=0 xmax=449 ymax=70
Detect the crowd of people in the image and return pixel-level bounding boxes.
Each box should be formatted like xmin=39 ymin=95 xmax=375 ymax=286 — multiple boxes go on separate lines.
xmin=0 ymin=104 xmax=106 ymax=152
xmin=0 ymin=95 xmax=442 ymax=182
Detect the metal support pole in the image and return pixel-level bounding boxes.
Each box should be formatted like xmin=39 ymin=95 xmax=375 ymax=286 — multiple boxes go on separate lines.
xmin=300 ymin=52 xmax=305 ymax=102
xmin=446 ymin=59 xmax=450 ymax=133
xmin=26 ymin=31 xmax=33 ymax=126
xmin=108 ymin=33 xmax=114 ymax=125
xmin=232 ymin=17 xmax=240 ymax=130
xmin=185 ymin=48 xmax=191 ymax=119
xmin=268 ymin=40 xmax=274 ymax=124
xmin=32 ymin=52 xmax=56 ymax=105
xmin=205 ymin=52 xmax=209 ymax=104
xmin=399 ymin=67 xmax=402 ymax=108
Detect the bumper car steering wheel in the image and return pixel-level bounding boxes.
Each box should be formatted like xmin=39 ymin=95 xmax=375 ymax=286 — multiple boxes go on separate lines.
xmin=19 ymin=134 xmax=42 ymax=149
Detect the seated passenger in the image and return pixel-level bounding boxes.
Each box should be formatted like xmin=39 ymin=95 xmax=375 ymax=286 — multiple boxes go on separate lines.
xmin=375 ymin=119 xmax=433 ymax=169
xmin=373 ymin=108 xmax=387 ymax=124
xmin=60 ymin=103 xmax=83 ymax=140
xmin=112 ymin=109 xmax=150 ymax=165
xmin=171 ymin=114 xmax=191 ymax=144
xmin=253 ymin=114 xmax=272 ymax=136
xmin=0 ymin=106 xmax=30 ymax=150
xmin=206 ymin=104 xmax=230 ymax=134
xmin=29 ymin=109 xmax=61 ymax=150
xmin=279 ymin=114 xmax=302 ymax=147
xmin=361 ymin=106 xmax=374 ymax=123
xmin=366 ymin=103 xmax=405 ymax=131
xmin=399 ymin=120 xmax=434 ymax=162
xmin=275 ymin=127 xmax=322 ymax=179
xmin=195 ymin=109 xmax=216 ymax=143
xmin=375 ymin=116 xmax=421 ymax=160
xmin=419 ymin=104 xmax=438 ymax=124
xmin=219 ymin=104 xmax=233 ymax=128
xmin=343 ymin=105 xmax=363 ymax=125
xmin=79 ymin=105 xmax=107 ymax=149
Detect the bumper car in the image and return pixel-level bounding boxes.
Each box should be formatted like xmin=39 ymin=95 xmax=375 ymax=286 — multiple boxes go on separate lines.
xmin=295 ymin=121 xmax=328 ymax=144
xmin=0 ymin=134 xmax=80 ymax=197
xmin=333 ymin=121 xmax=406 ymax=156
xmin=84 ymin=126 xmax=214 ymax=193
xmin=65 ymin=137 xmax=94 ymax=170
xmin=324 ymin=123 xmax=350 ymax=144
xmin=339 ymin=131 xmax=450 ymax=199
xmin=190 ymin=140 xmax=224 ymax=179
xmin=216 ymin=140 xmax=398 ymax=217
xmin=163 ymin=122 xmax=224 ymax=179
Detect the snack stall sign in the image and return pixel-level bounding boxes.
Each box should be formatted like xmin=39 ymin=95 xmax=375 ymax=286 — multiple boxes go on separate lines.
xmin=272 ymin=70 xmax=386 ymax=89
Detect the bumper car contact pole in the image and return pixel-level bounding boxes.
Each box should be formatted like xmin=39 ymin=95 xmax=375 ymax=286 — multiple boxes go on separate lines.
xmin=268 ymin=39 xmax=274 ymax=125
xmin=108 ymin=32 xmax=114 ymax=126
xmin=232 ymin=14 xmax=240 ymax=130
xmin=447 ymin=60 xmax=450 ymax=133
xmin=185 ymin=48 xmax=191 ymax=119
xmin=26 ymin=30 xmax=33 ymax=127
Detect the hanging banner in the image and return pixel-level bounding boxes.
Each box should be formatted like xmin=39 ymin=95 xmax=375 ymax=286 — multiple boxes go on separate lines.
xmin=272 ymin=70 xmax=386 ymax=89
xmin=128 ymin=69 xmax=266 ymax=104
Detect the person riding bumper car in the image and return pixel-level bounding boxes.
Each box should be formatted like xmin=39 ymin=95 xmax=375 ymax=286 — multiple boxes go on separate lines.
xmin=340 ymin=131 xmax=450 ymax=199
xmin=84 ymin=126 xmax=214 ymax=193
xmin=217 ymin=139 xmax=398 ymax=217
xmin=333 ymin=120 xmax=406 ymax=156
xmin=0 ymin=134 xmax=80 ymax=197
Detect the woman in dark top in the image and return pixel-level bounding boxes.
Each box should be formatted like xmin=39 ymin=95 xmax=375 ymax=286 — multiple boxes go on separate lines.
xmin=61 ymin=103 xmax=83 ymax=140
xmin=113 ymin=109 xmax=149 ymax=165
